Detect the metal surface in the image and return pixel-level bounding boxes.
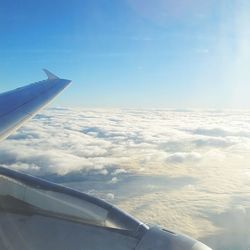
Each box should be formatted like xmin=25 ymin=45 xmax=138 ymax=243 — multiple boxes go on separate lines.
xmin=0 ymin=166 xmax=147 ymax=234
xmin=0 ymin=69 xmax=71 ymax=141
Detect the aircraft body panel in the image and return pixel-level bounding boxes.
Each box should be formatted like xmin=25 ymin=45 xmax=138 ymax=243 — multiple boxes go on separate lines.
xmin=0 ymin=71 xmax=71 ymax=141
xmin=0 ymin=213 xmax=138 ymax=250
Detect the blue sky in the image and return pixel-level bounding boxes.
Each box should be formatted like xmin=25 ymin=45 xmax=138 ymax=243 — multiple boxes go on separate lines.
xmin=1 ymin=0 xmax=250 ymax=108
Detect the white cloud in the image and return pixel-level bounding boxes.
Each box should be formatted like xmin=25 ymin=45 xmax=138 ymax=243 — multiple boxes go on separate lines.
xmin=106 ymin=193 xmax=115 ymax=200
xmin=109 ymin=177 xmax=119 ymax=184
xmin=1 ymin=108 xmax=250 ymax=249
xmin=112 ymin=168 xmax=127 ymax=175
xmin=166 ymin=152 xmax=202 ymax=163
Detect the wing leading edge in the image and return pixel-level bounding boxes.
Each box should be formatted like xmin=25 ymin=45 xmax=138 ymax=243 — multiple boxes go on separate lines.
xmin=0 ymin=69 xmax=71 ymax=141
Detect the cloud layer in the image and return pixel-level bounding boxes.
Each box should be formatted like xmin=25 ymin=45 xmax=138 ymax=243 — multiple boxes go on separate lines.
xmin=1 ymin=107 xmax=250 ymax=249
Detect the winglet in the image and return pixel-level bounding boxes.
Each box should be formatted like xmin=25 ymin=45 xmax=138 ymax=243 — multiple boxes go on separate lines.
xmin=43 ymin=69 xmax=59 ymax=80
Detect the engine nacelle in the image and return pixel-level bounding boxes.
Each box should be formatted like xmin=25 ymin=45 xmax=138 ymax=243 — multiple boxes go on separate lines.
xmin=136 ymin=226 xmax=212 ymax=250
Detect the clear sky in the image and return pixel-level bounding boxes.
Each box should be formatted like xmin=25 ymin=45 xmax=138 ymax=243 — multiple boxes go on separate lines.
xmin=1 ymin=0 xmax=250 ymax=108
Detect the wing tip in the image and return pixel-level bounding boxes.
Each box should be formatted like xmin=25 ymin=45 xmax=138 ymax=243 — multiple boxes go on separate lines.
xmin=43 ymin=69 xmax=59 ymax=80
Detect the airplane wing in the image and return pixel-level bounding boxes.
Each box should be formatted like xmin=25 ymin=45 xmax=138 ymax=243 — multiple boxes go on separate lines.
xmin=0 ymin=166 xmax=211 ymax=250
xmin=0 ymin=69 xmax=71 ymax=141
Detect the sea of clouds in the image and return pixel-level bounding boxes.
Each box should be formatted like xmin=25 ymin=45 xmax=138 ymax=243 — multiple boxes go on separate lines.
xmin=1 ymin=107 xmax=250 ymax=249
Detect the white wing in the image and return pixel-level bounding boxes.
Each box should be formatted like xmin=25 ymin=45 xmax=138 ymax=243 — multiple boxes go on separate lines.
xmin=0 ymin=69 xmax=71 ymax=141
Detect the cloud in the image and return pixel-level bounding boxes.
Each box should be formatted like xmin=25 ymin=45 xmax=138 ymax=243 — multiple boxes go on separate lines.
xmin=106 ymin=193 xmax=115 ymax=200
xmin=1 ymin=108 xmax=250 ymax=249
xmin=193 ymin=137 xmax=234 ymax=148
xmin=166 ymin=152 xmax=202 ymax=164
xmin=200 ymin=206 xmax=250 ymax=250
xmin=190 ymin=127 xmax=250 ymax=138
xmin=112 ymin=168 xmax=127 ymax=175
xmin=109 ymin=177 xmax=119 ymax=184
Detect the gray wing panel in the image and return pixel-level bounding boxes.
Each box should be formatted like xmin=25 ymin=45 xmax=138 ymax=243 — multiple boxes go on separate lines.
xmin=0 ymin=166 xmax=146 ymax=233
xmin=0 ymin=77 xmax=71 ymax=141
xmin=0 ymin=213 xmax=138 ymax=250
